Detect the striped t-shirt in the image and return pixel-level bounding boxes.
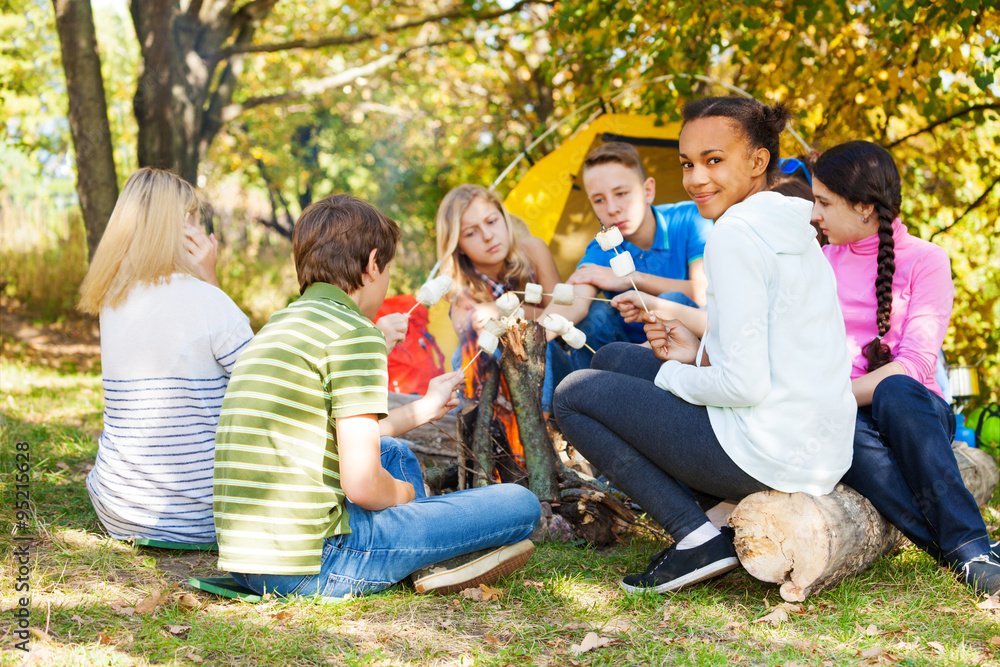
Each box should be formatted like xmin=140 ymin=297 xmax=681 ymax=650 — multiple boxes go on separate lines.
xmin=86 ymin=274 xmax=252 ymax=543
xmin=214 ymin=283 xmax=389 ymax=575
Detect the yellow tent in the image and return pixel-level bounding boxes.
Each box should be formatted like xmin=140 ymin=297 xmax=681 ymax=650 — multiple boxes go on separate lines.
xmin=427 ymin=113 xmax=688 ymax=360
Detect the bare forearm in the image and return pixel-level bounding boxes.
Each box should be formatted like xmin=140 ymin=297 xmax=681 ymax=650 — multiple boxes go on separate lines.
xmin=851 ymin=361 xmax=906 ymax=407
xmin=634 ymin=273 xmax=696 ymax=300
xmin=380 ymin=399 xmax=435 ymax=437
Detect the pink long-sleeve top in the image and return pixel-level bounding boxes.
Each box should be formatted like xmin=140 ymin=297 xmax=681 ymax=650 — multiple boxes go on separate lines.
xmin=822 ymin=218 xmax=953 ymax=397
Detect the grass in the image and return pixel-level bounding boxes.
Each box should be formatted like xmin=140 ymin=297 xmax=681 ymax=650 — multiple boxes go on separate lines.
xmin=2 ymin=327 xmax=999 ymax=666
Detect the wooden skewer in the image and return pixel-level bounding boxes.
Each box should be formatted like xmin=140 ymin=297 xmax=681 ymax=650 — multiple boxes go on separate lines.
xmin=406 ymin=301 xmax=423 ymax=316
xmin=584 ymin=342 xmax=596 ymax=353
xmin=461 ymin=348 xmax=485 ymax=373
xmin=513 ymin=290 xmax=613 ymax=304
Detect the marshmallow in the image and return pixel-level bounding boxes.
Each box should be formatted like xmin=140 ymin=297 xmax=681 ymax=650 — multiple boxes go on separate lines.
xmin=596 ymin=226 xmax=624 ymax=251
xmin=524 ymin=282 xmax=543 ymax=304
xmin=543 ymin=313 xmax=573 ymax=336
xmin=477 ymin=330 xmax=499 ymax=355
xmin=417 ymin=274 xmax=453 ymax=307
xmin=496 ymin=292 xmax=520 ymax=318
xmin=610 ymin=252 xmax=636 ymax=278
xmin=551 ymin=283 xmax=575 ymax=305
xmin=562 ymin=327 xmax=587 ymax=349
xmin=513 ymin=307 xmax=525 ymax=320
xmin=483 ymin=319 xmax=508 ymax=337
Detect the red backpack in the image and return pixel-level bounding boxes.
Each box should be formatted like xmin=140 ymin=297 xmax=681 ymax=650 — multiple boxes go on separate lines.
xmin=375 ymin=294 xmax=446 ymax=395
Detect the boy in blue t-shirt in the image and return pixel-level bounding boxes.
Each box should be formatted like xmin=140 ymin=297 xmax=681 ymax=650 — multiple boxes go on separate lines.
xmin=556 ymin=142 xmax=712 ymax=348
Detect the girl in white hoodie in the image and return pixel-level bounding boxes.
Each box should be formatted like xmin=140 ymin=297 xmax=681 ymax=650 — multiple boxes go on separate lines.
xmin=554 ymin=97 xmax=856 ymax=594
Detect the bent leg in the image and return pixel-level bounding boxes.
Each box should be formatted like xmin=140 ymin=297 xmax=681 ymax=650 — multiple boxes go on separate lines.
xmin=870 ymin=375 xmax=988 ymax=564
xmin=554 ymin=358 xmax=767 ymax=542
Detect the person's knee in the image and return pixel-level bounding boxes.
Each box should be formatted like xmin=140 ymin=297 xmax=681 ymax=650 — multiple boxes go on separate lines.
xmin=871 ymin=374 xmax=931 ymax=420
xmin=591 ymin=342 xmax=632 ymax=371
xmin=497 ymin=484 xmax=542 ymax=527
xmin=552 ymin=369 xmax=597 ymax=425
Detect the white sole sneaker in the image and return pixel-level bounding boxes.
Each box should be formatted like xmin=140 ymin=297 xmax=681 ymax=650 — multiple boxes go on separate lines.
xmin=620 ymin=556 xmax=739 ymax=594
xmin=411 ymin=540 xmax=535 ymax=595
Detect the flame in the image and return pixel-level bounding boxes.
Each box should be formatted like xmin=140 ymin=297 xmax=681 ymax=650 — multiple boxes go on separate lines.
xmin=460 ymin=338 xmax=526 ymax=476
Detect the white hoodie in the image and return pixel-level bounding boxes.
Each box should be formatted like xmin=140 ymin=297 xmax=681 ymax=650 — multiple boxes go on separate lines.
xmin=654 ymin=191 xmax=855 ymax=496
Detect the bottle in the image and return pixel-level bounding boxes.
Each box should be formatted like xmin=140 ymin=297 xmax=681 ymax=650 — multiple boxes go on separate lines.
xmin=954 ymin=413 xmax=976 ymax=447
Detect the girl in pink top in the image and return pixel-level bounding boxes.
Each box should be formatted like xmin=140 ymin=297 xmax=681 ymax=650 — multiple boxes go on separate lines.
xmin=811 ymin=140 xmax=998 ymax=597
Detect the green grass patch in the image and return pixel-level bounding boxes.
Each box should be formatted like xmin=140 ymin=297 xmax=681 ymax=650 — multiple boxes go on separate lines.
xmin=1 ymin=350 xmax=999 ymax=666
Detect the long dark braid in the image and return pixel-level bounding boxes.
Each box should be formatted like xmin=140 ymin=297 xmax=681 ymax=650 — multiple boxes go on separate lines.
xmin=813 ymin=141 xmax=902 ymax=372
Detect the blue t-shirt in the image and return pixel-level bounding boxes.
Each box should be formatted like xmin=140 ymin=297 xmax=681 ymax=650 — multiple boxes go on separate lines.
xmin=576 ymin=200 xmax=712 ymax=341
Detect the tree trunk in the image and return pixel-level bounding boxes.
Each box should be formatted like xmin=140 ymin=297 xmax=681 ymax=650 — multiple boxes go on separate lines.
xmin=51 ymin=0 xmax=119 ymax=259
xmin=499 ymin=320 xmax=559 ymax=501
xmin=730 ymin=443 xmax=999 ymax=602
xmin=469 ymin=362 xmax=501 ymax=488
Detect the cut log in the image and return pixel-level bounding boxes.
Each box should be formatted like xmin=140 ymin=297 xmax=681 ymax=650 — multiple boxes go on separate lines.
xmin=499 ymin=320 xmax=560 ymax=501
xmin=730 ymin=443 xmax=999 ymax=602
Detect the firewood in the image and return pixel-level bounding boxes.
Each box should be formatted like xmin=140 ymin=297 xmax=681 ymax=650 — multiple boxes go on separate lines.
xmin=499 ymin=320 xmax=560 ymax=501
xmin=730 ymin=442 xmax=999 ymax=602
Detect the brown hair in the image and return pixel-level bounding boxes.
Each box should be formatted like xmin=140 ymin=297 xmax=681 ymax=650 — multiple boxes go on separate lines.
xmin=813 ymin=141 xmax=901 ymax=372
xmin=582 ymin=141 xmax=647 ymax=180
xmin=292 ymin=194 xmax=401 ymax=294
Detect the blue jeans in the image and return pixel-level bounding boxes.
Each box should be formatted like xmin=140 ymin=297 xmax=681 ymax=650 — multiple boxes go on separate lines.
xmin=841 ymin=375 xmax=990 ymax=566
xmin=231 ymin=438 xmax=541 ymax=601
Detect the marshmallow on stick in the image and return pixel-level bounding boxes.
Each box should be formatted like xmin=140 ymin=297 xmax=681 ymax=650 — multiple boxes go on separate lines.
xmin=496 ymin=292 xmax=520 ymax=318
xmin=543 ymin=313 xmax=574 ymax=336
xmin=551 ymin=283 xmax=575 ymax=305
xmin=562 ymin=326 xmax=588 ymax=350
xmin=524 ymin=282 xmax=544 ymax=304
xmin=414 ymin=274 xmax=453 ymax=311
xmin=596 ymin=226 xmax=624 ymax=251
xmin=483 ymin=319 xmax=509 ymax=337
xmin=610 ymin=252 xmax=636 ymax=278
xmin=477 ymin=330 xmax=500 ymax=355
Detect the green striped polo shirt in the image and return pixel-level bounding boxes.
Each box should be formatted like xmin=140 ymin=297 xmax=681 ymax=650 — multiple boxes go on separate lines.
xmin=213 ymin=283 xmax=389 ymax=575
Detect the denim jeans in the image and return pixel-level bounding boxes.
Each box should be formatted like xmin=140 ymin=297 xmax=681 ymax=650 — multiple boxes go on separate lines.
xmin=554 ymin=343 xmax=769 ymax=542
xmin=841 ymin=374 xmax=990 ymax=566
xmin=231 ymin=437 xmax=541 ymax=601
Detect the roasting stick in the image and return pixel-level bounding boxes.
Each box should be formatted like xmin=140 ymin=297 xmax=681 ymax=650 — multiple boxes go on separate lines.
xmin=512 ymin=290 xmax=613 ymax=304
xmin=597 ymin=223 xmax=649 ymax=314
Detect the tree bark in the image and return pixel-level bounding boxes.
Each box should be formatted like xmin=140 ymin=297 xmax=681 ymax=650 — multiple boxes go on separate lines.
xmin=730 ymin=443 xmax=999 ymax=602
xmin=499 ymin=320 xmax=559 ymax=501
xmin=469 ymin=362 xmax=501 ymax=487
xmin=51 ymin=0 xmax=119 ymax=259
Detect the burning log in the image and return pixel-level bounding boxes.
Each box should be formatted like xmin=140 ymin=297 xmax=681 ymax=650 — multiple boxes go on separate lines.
xmin=730 ymin=442 xmax=999 ymax=602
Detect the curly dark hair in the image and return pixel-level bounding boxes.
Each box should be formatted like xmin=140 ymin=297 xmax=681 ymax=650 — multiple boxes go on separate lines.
xmin=813 ymin=140 xmax=902 ymax=372
xmin=681 ymin=96 xmax=792 ymax=185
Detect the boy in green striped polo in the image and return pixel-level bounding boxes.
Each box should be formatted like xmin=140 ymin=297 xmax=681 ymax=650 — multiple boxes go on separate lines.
xmin=214 ymin=194 xmax=540 ymax=600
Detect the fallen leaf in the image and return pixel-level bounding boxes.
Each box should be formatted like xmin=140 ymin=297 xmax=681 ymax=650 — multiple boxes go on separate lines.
xmin=70 ymin=614 xmax=85 ymax=625
xmin=269 ymin=610 xmax=295 ymax=621
xmin=990 ymin=636 xmax=1000 ymax=646
xmin=977 ymin=595 xmax=1000 ymax=610
xmin=56 ymin=461 xmax=70 ymax=471
xmin=479 ymin=584 xmax=502 ymax=601
xmin=725 ymin=621 xmax=748 ymax=630
xmin=135 ymin=589 xmax=165 ymax=615
xmin=602 ymin=618 xmax=633 ymax=634
xmin=934 ymin=606 xmax=960 ymax=614
xmin=484 ymin=634 xmax=500 ymax=646
xmin=569 ymin=632 xmax=613 ymax=656
xmin=859 ymin=647 xmax=882 ymax=658
xmin=927 ymin=641 xmax=946 ymax=653
xmin=29 ymin=628 xmax=53 ymax=643
xmin=184 ymin=649 xmax=203 ymax=663
xmin=782 ymin=603 xmax=805 ymax=614
xmin=177 ymin=593 xmax=200 ymax=610
xmin=754 ymin=606 xmax=789 ymax=625
xmin=865 ymin=624 xmax=880 ymax=637
xmin=110 ymin=604 xmax=135 ymax=617
xmin=164 ymin=625 xmax=190 ymax=638
xmin=97 ymin=632 xmax=115 ymax=645
xmin=892 ymin=641 xmax=919 ymax=651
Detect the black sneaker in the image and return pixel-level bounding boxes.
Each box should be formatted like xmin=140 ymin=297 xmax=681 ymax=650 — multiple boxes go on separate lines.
xmin=620 ymin=532 xmax=739 ymax=594
xmin=410 ymin=540 xmax=534 ymax=595
xmin=960 ymin=553 xmax=1000 ymax=596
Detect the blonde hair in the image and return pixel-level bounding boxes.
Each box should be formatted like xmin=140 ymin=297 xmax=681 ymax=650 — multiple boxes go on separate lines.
xmin=78 ymin=168 xmax=202 ymax=315
xmin=435 ymin=184 xmax=533 ymax=303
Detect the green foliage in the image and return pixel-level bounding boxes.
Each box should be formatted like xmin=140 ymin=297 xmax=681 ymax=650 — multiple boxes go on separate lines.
xmin=548 ymin=0 xmax=1000 ymax=398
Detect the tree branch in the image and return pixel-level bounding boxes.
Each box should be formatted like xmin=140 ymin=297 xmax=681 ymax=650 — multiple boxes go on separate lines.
xmin=217 ymin=40 xmax=461 ymax=122
xmin=887 ymin=103 xmax=1000 ymax=148
xmin=929 ymin=173 xmax=1000 ymax=240
xmin=221 ymin=0 xmax=553 ymax=56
